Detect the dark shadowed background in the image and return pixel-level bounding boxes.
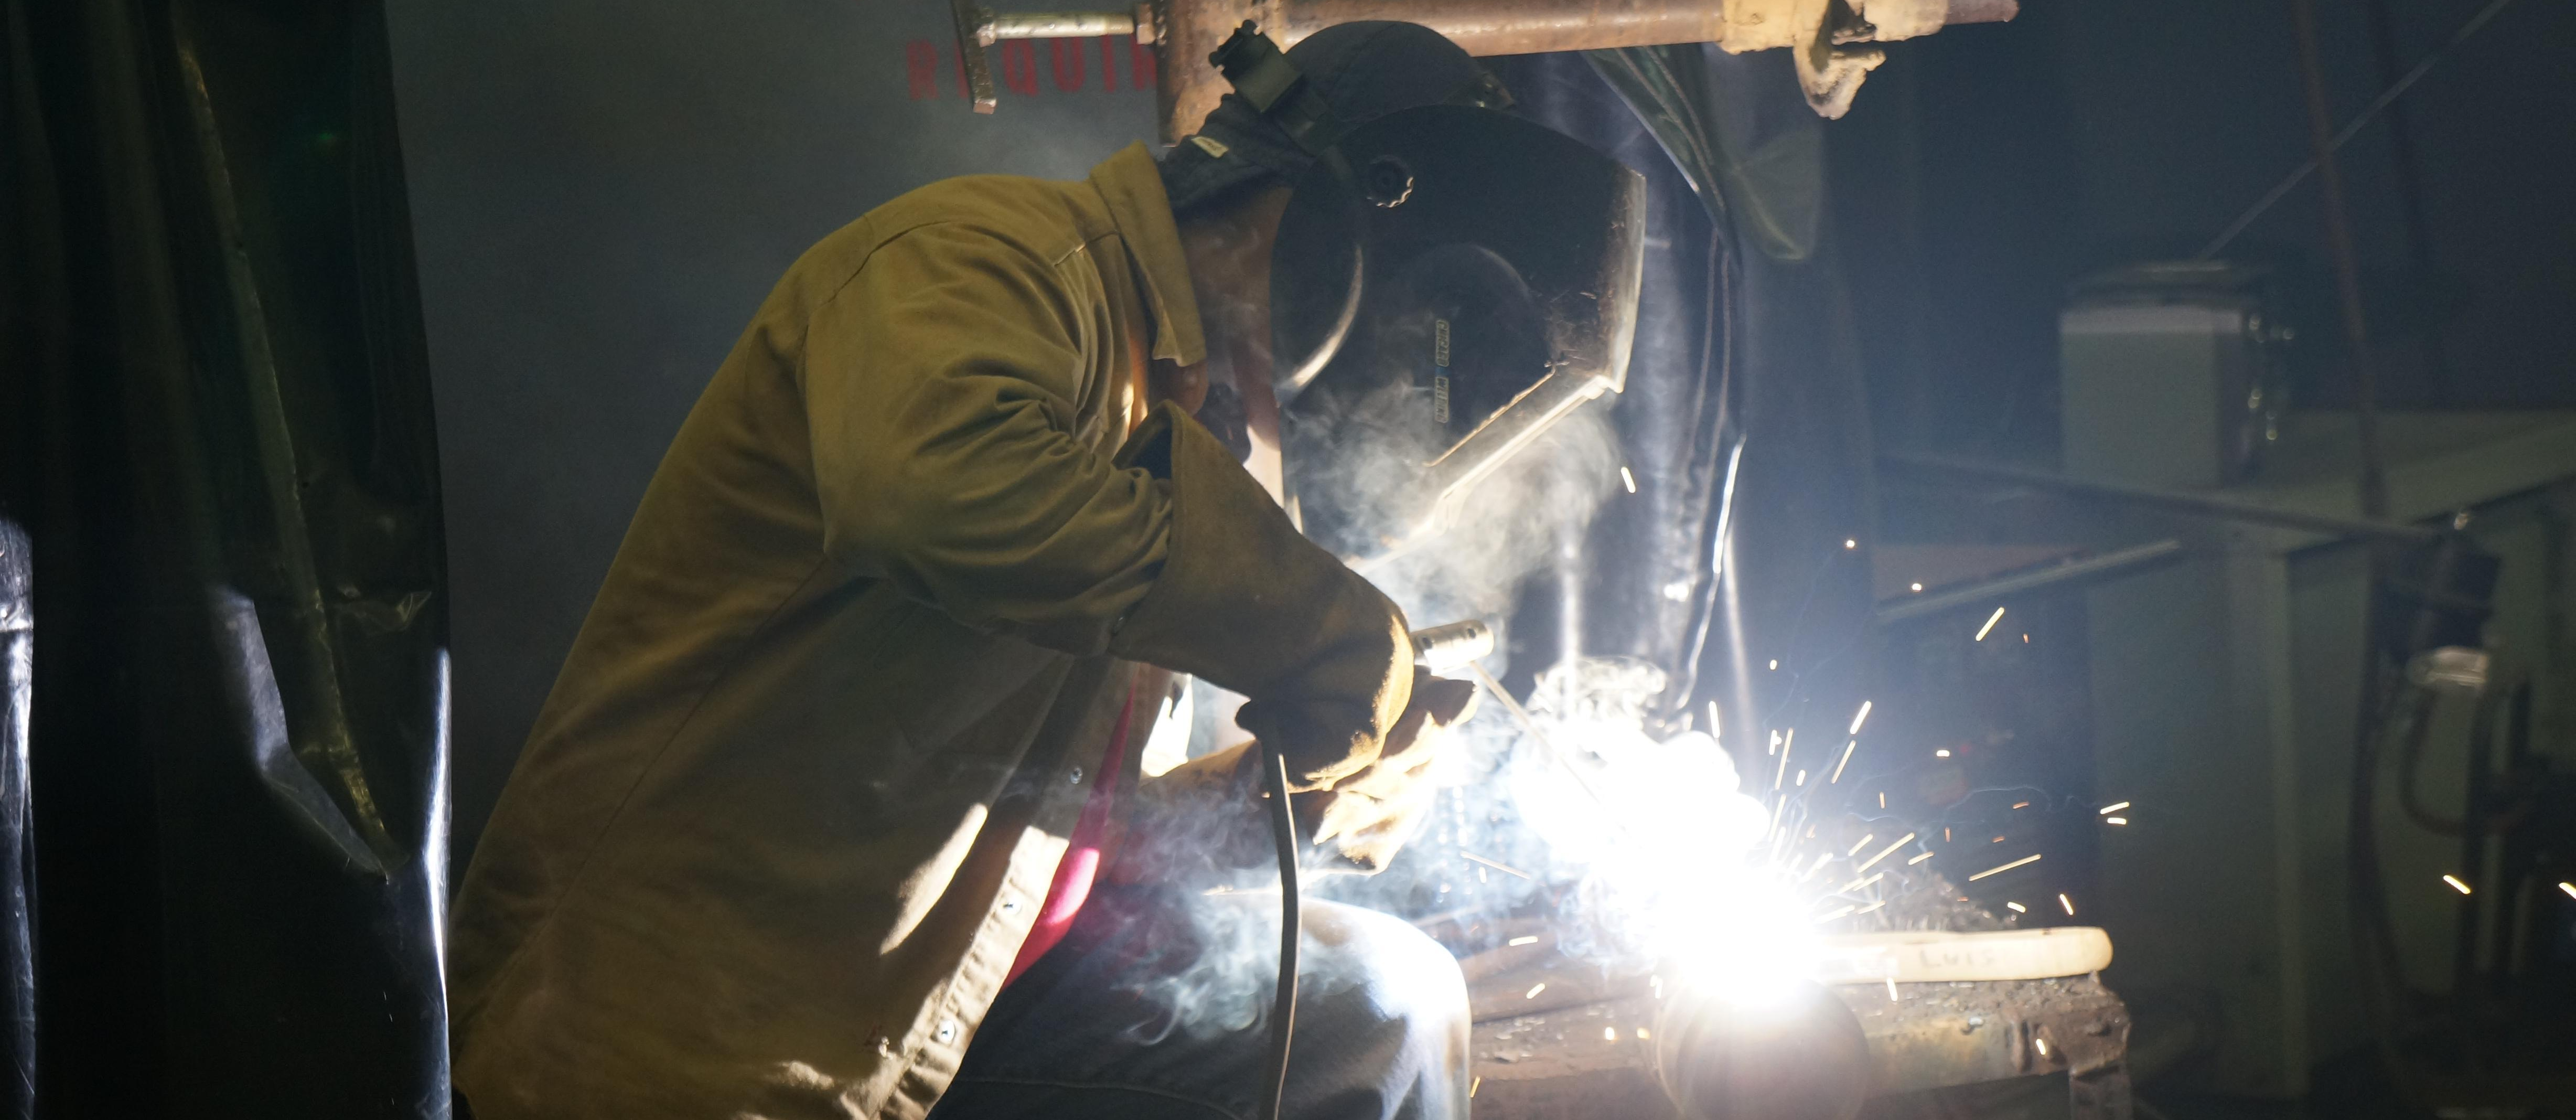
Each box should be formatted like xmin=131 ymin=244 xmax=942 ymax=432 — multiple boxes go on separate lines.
xmin=389 ymin=2 xmax=1174 ymax=860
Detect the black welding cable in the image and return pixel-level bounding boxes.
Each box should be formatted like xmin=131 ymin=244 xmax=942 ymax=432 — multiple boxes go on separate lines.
xmin=1260 ymin=748 xmax=1301 ymax=1120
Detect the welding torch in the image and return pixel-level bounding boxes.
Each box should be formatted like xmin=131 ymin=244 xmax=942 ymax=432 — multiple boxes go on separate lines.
xmin=1252 ymin=618 xmax=1494 ymax=1120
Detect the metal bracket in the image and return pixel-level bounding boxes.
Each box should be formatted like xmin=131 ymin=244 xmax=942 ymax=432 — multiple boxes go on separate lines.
xmin=948 ymin=0 xmax=998 ymax=112
xmin=948 ymin=2 xmax=1153 ymax=114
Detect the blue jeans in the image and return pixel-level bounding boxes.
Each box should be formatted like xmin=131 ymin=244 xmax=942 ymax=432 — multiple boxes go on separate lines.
xmin=929 ymin=886 xmax=1471 ymax=1120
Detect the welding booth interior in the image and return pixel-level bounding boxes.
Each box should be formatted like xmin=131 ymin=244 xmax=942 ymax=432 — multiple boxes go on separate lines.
xmin=5 ymin=0 xmax=2576 ymax=1117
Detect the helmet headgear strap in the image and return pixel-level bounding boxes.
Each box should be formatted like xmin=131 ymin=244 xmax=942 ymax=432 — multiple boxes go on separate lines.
xmin=1209 ymin=23 xmax=1349 ymax=158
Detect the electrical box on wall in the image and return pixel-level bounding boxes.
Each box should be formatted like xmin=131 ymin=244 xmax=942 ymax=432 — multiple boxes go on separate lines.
xmin=2060 ymin=261 xmax=2289 ymax=490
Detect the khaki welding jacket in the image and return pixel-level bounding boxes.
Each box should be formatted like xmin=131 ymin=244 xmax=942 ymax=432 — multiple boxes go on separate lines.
xmin=449 ymin=144 xmax=1412 ymax=1119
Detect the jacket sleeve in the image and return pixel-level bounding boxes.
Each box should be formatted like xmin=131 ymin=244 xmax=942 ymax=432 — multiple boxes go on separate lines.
xmin=804 ymin=222 xmax=1167 ymax=654
xmin=803 ymin=222 xmax=1409 ymax=786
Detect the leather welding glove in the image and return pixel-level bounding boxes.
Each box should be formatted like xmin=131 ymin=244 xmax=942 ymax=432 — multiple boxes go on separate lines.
xmin=1113 ymin=668 xmax=1478 ymax=882
xmin=1301 ymin=669 xmax=1479 ymax=871
xmin=1109 ymin=401 xmax=1412 ymax=791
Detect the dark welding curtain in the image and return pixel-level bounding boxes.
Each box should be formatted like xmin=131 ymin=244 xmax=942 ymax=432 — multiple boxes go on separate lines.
xmin=1488 ymin=48 xmax=1877 ymax=764
xmin=0 ymin=522 xmax=26 ymax=1116
xmin=0 ymin=0 xmax=450 ymax=1115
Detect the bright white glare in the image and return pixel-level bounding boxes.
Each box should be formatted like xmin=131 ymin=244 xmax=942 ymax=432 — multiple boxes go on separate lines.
xmin=1620 ymin=466 xmax=1638 ymax=494
xmin=2105 ymin=816 xmax=2128 ymax=826
xmin=1848 ymin=700 xmax=1873 ymax=735
xmin=2443 ymin=874 xmax=2473 ymax=895
xmin=1510 ymin=702 xmax=1802 ymax=1011
xmin=1844 ymin=539 xmax=1858 ymax=549
xmin=1909 ymin=582 xmax=1924 ymax=592
xmin=2098 ymin=802 xmax=2131 ymax=815
xmin=1935 ymin=749 xmax=1951 ymax=758
xmin=2560 ymin=881 xmax=2576 ymax=900
xmin=1974 ymin=607 xmax=2006 ymax=642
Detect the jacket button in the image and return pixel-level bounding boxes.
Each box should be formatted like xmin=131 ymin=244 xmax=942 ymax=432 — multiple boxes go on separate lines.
xmin=935 ymin=1020 xmax=959 ymax=1044
xmin=1068 ymin=766 xmax=1084 ymax=785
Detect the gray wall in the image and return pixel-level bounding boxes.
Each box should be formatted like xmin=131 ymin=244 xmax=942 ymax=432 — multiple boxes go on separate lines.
xmin=1834 ymin=0 xmax=2576 ymax=462
xmin=388 ymin=1 xmax=1165 ymax=859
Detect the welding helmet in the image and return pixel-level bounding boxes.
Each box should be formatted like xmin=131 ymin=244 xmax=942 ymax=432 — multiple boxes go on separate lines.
xmin=1204 ymin=25 xmax=1647 ymax=560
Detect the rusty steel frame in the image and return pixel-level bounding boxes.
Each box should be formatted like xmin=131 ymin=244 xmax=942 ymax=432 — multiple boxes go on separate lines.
xmin=951 ymin=0 xmax=2017 ymax=137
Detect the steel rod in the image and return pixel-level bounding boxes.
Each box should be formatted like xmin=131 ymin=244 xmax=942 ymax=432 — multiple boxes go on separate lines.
xmin=1874 ymin=539 xmax=2188 ymax=624
xmin=1879 ymin=453 xmax=2443 ymax=543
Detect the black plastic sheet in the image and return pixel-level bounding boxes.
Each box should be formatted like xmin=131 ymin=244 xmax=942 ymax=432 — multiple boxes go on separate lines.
xmin=1 ymin=0 xmax=451 ymax=1114
xmin=1489 ymin=47 xmax=1876 ymax=762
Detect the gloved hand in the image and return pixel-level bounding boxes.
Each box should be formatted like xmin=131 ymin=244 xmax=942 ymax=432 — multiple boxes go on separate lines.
xmin=1109 ymin=402 xmax=1412 ymax=789
xmin=1111 ymin=669 xmax=1478 ymax=884
xmin=1298 ymin=670 xmax=1478 ymax=871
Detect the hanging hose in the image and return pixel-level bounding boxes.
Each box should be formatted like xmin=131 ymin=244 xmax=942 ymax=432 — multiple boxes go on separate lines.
xmin=2397 ymin=681 xmax=2538 ymax=838
xmin=1259 ymin=746 xmax=1301 ymax=1120
xmin=1254 ymin=621 xmax=1491 ymax=1119
xmin=2395 ymin=687 xmax=2465 ymax=836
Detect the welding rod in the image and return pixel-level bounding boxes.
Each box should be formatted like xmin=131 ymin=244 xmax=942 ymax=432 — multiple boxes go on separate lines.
xmin=1401 ymin=618 xmax=1624 ymax=822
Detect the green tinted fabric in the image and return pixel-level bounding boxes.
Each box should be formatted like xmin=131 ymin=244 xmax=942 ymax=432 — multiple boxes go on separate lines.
xmin=449 ymin=143 xmax=1408 ymax=1120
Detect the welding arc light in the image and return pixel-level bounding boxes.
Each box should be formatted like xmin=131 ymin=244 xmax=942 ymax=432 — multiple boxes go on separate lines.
xmin=1653 ymin=979 xmax=1867 ymax=1120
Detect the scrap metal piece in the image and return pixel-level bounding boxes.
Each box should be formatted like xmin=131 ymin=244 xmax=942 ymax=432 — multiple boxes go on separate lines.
xmin=1847 ymin=975 xmax=2130 ymax=1094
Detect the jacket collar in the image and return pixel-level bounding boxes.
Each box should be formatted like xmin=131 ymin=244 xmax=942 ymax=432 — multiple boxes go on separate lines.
xmin=1089 ymin=143 xmax=1206 ymax=367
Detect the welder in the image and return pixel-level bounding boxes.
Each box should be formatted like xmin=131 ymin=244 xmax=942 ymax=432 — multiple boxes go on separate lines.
xmin=448 ymin=20 xmax=1641 ymax=1120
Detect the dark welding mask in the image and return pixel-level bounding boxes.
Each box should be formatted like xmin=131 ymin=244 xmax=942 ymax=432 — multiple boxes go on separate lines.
xmin=1209 ymin=26 xmax=1647 ymax=561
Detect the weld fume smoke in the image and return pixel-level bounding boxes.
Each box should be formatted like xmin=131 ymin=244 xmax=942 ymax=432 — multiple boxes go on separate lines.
xmin=1134 ymin=364 xmax=1628 ymax=1036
